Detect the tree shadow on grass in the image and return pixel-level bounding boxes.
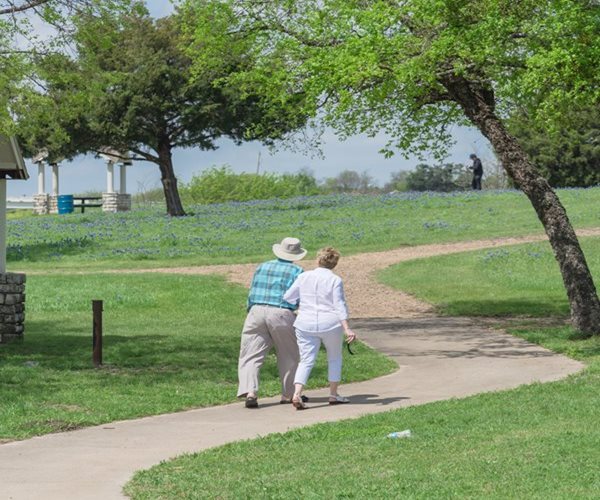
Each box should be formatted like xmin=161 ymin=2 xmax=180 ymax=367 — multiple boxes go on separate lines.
xmin=1 ymin=320 xmax=241 ymax=378
xmin=441 ymin=298 xmax=569 ymax=318
xmin=7 ymin=238 xmax=95 ymax=263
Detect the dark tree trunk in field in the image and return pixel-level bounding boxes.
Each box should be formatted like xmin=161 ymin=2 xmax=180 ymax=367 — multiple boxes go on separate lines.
xmin=157 ymin=139 xmax=186 ymax=217
xmin=442 ymin=76 xmax=600 ymax=335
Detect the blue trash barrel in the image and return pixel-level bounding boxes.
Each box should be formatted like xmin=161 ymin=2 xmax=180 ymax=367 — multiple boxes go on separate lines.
xmin=57 ymin=194 xmax=74 ymax=214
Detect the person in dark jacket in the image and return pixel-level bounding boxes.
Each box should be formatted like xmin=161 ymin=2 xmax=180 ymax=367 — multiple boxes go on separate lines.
xmin=469 ymin=154 xmax=483 ymax=190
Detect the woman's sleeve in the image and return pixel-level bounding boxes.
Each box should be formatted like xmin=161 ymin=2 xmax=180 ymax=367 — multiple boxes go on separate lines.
xmin=283 ymin=276 xmax=301 ymax=304
xmin=333 ymin=278 xmax=349 ymax=321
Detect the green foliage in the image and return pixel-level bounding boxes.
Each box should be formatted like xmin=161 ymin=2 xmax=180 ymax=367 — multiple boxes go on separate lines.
xmin=15 ymin=8 xmax=234 ymax=159
xmin=0 ymin=272 xmax=395 ymax=440
xmin=383 ymin=171 xmax=410 ymax=192
xmin=1 ymin=0 xmax=135 ymax=134
xmin=183 ymin=1 xmax=600 ymax=156
xmin=182 ymin=166 xmax=321 ymax=204
xmin=509 ymin=106 xmax=600 ymax=188
xmin=131 ymin=187 xmax=165 ymax=207
xmin=405 ymin=163 xmax=471 ymax=192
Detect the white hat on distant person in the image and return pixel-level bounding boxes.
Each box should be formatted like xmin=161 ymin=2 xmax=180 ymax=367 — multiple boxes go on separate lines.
xmin=272 ymin=237 xmax=307 ymax=261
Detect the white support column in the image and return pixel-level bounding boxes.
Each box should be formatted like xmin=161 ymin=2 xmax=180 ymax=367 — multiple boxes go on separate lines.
xmin=119 ymin=164 xmax=127 ymax=194
xmin=51 ymin=163 xmax=59 ymax=196
xmin=106 ymin=161 xmax=115 ymax=194
xmin=37 ymin=162 xmax=46 ymax=194
xmin=0 ymin=178 xmax=6 ymax=273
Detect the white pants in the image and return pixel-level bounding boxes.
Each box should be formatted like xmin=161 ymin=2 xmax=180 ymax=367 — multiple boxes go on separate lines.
xmin=294 ymin=326 xmax=344 ymax=386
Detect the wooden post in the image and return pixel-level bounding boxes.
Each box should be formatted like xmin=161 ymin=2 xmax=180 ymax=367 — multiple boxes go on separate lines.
xmin=92 ymin=300 xmax=103 ymax=367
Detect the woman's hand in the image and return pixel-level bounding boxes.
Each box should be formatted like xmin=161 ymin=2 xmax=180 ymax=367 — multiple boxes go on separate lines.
xmin=345 ymin=328 xmax=357 ymax=344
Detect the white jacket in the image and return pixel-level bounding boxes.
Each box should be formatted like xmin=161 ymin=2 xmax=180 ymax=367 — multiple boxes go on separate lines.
xmin=283 ymin=267 xmax=349 ymax=332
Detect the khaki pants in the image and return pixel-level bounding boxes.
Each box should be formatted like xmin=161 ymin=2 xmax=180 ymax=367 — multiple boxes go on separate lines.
xmin=237 ymin=305 xmax=299 ymax=398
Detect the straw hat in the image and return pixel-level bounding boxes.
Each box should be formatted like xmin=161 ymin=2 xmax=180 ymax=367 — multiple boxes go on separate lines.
xmin=272 ymin=237 xmax=307 ymax=261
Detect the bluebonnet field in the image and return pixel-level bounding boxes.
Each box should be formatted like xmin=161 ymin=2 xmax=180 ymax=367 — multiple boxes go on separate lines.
xmin=8 ymin=188 xmax=600 ymax=269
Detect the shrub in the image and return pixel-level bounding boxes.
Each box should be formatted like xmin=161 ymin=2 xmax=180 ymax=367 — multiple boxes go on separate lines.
xmin=406 ymin=163 xmax=471 ymax=192
xmin=184 ymin=166 xmax=321 ymax=204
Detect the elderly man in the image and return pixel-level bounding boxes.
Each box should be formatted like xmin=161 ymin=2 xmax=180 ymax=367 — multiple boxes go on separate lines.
xmin=237 ymin=237 xmax=308 ymax=408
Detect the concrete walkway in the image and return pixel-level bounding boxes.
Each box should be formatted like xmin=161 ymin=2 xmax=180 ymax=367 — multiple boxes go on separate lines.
xmin=0 ymin=317 xmax=584 ymax=500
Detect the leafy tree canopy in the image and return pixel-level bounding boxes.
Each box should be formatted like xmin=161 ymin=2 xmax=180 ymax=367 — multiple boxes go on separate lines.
xmin=13 ymin=3 xmax=308 ymax=215
xmin=183 ymin=0 xmax=600 ymax=159
xmin=509 ymin=106 xmax=600 ymax=188
xmin=0 ymin=0 xmax=132 ymax=134
xmin=405 ymin=163 xmax=471 ymax=192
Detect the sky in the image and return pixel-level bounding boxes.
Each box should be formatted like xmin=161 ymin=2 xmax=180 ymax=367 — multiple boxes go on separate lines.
xmin=8 ymin=1 xmax=494 ymax=197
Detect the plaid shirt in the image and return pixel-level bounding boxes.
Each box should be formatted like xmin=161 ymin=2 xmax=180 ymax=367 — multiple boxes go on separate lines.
xmin=247 ymin=259 xmax=303 ymax=311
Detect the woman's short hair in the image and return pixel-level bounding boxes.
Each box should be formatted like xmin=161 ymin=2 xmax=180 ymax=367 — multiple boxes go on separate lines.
xmin=317 ymin=247 xmax=340 ymax=269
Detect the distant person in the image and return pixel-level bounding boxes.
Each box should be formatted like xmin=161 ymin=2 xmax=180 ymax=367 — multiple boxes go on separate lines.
xmin=283 ymin=247 xmax=357 ymax=410
xmin=469 ymin=153 xmax=483 ymax=190
xmin=237 ymin=237 xmax=309 ymax=408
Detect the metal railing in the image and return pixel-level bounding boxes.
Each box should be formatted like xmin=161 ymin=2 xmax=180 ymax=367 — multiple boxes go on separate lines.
xmin=6 ymin=197 xmax=34 ymax=209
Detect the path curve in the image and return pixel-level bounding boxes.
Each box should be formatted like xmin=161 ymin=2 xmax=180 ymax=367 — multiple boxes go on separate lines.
xmin=0 ymin=317 xmax=584 ymax=500
xmin=1 ymin=230 xmax=596 ymax=499
xmin=125 ymin=228 xmax=600 ymax=318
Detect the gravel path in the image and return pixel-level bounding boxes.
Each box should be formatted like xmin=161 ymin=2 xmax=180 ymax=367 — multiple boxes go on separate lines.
xmin=127 ymin=228 xmax=600 ymax=318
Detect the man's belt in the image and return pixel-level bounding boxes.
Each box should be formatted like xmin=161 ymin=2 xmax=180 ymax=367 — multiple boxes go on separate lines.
xmin=252 ymin=303 xmax=295 ymax=311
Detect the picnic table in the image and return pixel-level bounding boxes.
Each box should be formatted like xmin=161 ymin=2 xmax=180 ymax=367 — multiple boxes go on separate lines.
xmin=73 ymin=196 xmax=102 ymax=213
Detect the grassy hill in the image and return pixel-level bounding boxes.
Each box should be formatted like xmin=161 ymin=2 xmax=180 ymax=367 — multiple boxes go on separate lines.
xmin=9 ymin=187 xmax=600 ymax=271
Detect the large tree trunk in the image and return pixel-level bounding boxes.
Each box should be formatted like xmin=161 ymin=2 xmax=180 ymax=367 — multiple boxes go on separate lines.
xmin=157 ymin=138 xmax=186 ymax=217
xmin=442 ymin=76 xmax=600 ymax=335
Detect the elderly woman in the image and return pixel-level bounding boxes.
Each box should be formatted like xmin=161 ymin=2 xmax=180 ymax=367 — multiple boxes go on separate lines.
xmin=283 ymin=247 xmax=357 ymax=410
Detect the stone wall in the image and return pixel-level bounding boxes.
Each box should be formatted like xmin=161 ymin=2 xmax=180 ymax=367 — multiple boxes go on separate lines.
xmin=48 ymin=195 xmax=58 ymax=214
xmin=33 ymin=194 xmax=49 ymax=215
xmin=117 ymin=193 xmax=132 ymax=212
xmin=102 ymin=193 xmax=131 ymax=213
xmin=0 ymin=273 xmax=26 ymax=343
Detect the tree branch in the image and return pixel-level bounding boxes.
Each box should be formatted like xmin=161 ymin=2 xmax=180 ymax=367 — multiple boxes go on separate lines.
xmin=0 ymin=0 xmax=52 ymax=16
xmin=129 ymin=148 xmax=159 ymax=164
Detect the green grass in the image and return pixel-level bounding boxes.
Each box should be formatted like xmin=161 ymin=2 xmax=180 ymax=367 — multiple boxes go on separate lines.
xmin=125 ymin=328 xmax=600 ymax=499
xmin=8 ymin=187 xmax=600 ymax=272
xmin=124 ymin=242 xmax=600 ymax=500
xmin=7 ymin=210 xmax=35 ymax=221
xmin=0 ymin=273 xmax=395 ymax=440
xmin=379 ymin=237 xmax=600 ymax=317
xmin=4 ymin=188 xmax=600 ymax=495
